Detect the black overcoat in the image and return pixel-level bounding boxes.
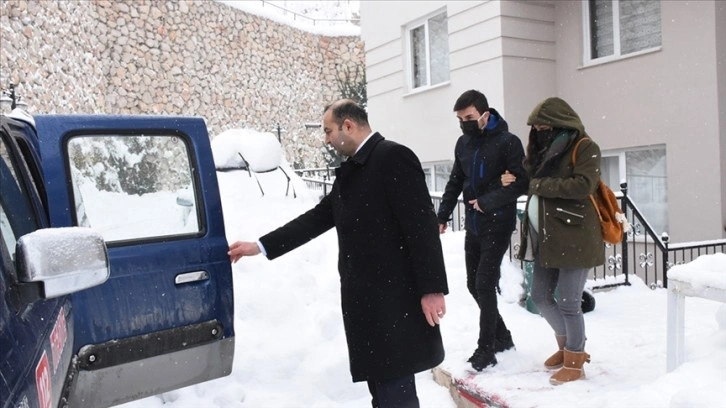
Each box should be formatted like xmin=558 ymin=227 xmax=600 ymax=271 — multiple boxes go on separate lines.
xmin=260 ymin=133 xmax=449 ymax=382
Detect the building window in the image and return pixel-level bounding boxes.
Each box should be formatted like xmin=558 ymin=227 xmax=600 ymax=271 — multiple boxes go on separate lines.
xmin=423 ymin=167 xmax=432 ymax=190
xmin=601 ymin=145 xmax=668 ymax=235
xmin=434 ymin=162 xmax=453 ymax=192
xmin=422 ymin=161 xmax=453 ymax=192
xmin=406 ymin=10 xmax=449 ymax=90
xmin=584 ymin=0 xmax=661 ymax=63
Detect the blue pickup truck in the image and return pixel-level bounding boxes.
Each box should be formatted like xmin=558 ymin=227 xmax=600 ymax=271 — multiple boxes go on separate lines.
xmin=1 ymin=106 xmax=235 ymax=407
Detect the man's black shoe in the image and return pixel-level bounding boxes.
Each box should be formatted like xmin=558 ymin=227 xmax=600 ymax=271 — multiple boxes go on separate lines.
xmin=468 ymin=348 xmax=497 ymax=371
xmin=494 ymin=336 xmax=515 ymax=353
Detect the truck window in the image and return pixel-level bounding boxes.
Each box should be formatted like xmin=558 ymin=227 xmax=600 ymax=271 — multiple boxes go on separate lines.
xmin=0 ymin=131 xmax=40 ymax=259
xmin=67 ymin=134 xmax=200 ymax=243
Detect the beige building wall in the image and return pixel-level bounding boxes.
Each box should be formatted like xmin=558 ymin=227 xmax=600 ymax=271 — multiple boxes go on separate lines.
xmin=499 ymin=0 xmax=556 ymax=139
xmin=553 ymin=1 xmax=724 ymax=241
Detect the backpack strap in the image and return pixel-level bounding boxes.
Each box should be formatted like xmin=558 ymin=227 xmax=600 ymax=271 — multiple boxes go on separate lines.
xmin=589 ymin=185 xmax=604 ymax=222
xmin=570 ymin=137 xmax=604 ymax=221
xmin=570 ymin=136 xmax=590 ymax=166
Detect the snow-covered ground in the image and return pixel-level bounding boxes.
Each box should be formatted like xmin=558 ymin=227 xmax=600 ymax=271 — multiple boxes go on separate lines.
xmin=116 ymin=130 xmax=726 ymax=408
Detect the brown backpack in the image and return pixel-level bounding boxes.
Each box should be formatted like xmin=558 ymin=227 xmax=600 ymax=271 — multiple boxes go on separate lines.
xmin=572 ymin=137 xmax=630 ymax=244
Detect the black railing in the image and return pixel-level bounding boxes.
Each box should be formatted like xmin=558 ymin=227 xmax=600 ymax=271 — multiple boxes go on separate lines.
xmin=300 ymin=177 xmax=726 ymax=290
xmin=612 ymin=183 xmax=726 ymax=290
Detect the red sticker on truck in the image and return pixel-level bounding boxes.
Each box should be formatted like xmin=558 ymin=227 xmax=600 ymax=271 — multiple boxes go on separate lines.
xmin=35 ymin=351 xmax=52 ymax=408
xmin=49 ymin=306 xmax=68 ymax=373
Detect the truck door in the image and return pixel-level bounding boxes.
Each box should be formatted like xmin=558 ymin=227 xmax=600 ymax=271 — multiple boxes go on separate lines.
xmin=33 ymin=115 xmax=234 ymax=407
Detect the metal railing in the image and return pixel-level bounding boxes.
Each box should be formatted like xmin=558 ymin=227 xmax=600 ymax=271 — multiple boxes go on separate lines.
xmin=604 ymin=183 xmax=725 ymax=290
xmin=294 ymin=166 xmax=336 ymax=180
xmin=301 ymin=176 xmax=334 ymax=197
xmin=296 ymin=167 xmax=336 ymax=198
xmin=259 ymin=1 xmax=359 ymax=25
xmin=299 ymin=177 xmax=726 ymax=290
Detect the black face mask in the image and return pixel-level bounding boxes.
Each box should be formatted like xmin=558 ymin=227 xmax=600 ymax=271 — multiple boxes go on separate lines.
xmin=534 ymin=128 xmax=557 ymax=150
xmin=460 ymin=120 xmax=481 ymax=137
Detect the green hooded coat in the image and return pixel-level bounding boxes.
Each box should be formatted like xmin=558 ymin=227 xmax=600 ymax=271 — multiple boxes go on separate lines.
xmin=516 ymin=97 xmax=605 ymax=269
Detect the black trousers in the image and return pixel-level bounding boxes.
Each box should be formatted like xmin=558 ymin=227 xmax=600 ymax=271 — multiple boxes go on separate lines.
xmin=367 ymin=374 xmax=419 ymax=408
xmin=465 ymin=229 xmax=512 ymax=350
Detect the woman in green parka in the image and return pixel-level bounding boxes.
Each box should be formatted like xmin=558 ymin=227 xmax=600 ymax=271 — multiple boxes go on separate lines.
xmin=511 ymin=97 xmax=604 ymax=385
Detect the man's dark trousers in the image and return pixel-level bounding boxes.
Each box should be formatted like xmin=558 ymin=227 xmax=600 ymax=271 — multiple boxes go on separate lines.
xmin=367 ymin=374 xmax=419 ymax=408
xmin=464 ymin=224 xmax=513 ymax=350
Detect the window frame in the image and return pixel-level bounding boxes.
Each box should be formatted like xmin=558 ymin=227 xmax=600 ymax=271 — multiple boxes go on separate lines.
xmin=0 ymin=130 xmax=42 ymax=243
xmin=421 ymin=160 xmax=454 ymax=193
xmin=601 ymin=144 xmax=668 ymax=236
xmin=582 ymin=0 xmax=662 ymax=66
xmin=404 ymin=8 xmax=450 ymax=92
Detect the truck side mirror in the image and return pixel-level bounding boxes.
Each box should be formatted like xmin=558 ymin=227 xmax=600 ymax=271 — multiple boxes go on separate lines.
xmin=15 ymin=227 xmax=110 ymax=298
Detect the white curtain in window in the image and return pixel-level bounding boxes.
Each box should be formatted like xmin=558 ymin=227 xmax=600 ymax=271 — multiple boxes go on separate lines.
xmin=619 ymin=0 xmax=661 ymax=54
xmin=626 ymin=147 xmax=668 ymax=235
xmin=423 ymin=166 xmax=433 ymax=190
xmin=428 ymin=13 xmax=449 ymax=85
xmin=590 ymin=0 xmax=614 ymax=59
xmin=589 ymin=0 xmax=661 ymax=59
xmin=434 ymin=163 xmax=452 ymax=192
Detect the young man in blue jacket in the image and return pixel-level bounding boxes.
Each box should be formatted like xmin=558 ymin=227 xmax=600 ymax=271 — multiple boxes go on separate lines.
xmin=437 ymin=90 xmax=528 ymax=371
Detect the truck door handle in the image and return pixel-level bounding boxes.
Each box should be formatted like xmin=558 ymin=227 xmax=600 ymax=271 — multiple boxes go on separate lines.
xmin=174 ymin=271 xmax=210 ymax=285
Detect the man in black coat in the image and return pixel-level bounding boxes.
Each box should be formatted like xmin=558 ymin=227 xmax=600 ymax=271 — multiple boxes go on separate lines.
xmin=437 ymin=90 xmax=528 ymax=371
xmin=228 ymin=99 xmax=449 ymax=408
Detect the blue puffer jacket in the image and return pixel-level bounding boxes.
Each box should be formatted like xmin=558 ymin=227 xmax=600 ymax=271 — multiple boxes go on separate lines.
xmin=436 ymin=108 xmax=529 ymax=235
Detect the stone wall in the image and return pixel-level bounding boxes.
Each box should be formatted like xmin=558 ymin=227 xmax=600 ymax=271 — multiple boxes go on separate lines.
xmin=0 ymin=0 xmax=364 ymax=167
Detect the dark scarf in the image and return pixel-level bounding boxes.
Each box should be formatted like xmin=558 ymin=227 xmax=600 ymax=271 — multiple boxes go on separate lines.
xmin=528 ymin=129 xmax=578 ymax=178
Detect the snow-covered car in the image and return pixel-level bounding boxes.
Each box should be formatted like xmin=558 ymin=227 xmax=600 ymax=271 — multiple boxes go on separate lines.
xmin=211 ymin=128 xmax=310 ymax=202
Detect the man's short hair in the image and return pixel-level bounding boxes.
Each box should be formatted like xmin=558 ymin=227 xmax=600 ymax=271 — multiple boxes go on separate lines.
xmin=324 ymin=99 xmax=369 ymax=129
xmin=453 ymin=90 xmax=489 ymax=115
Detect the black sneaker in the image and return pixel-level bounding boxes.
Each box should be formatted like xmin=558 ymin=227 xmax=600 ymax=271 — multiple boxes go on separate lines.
xmin=466 ymin=349 xmax=479 ymax=363
xmin=494 ymin=336 xmax=515 ymax=353
xmin=468 ymin=348 xmax=497 ymax=371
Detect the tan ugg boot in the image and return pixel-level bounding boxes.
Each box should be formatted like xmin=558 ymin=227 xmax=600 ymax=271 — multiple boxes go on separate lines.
xmin=543 ymin=335 xmax=567 ymax=369
xmin=549 ymin=349 xmax=590 ymax=385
